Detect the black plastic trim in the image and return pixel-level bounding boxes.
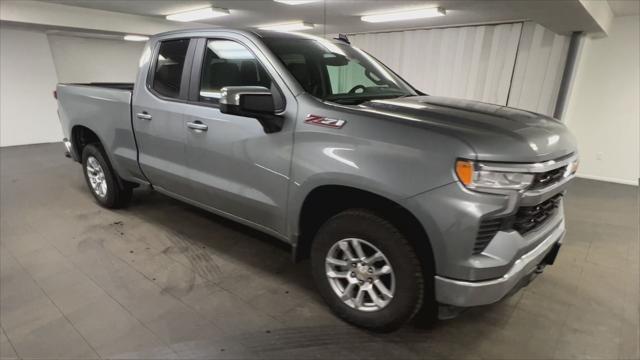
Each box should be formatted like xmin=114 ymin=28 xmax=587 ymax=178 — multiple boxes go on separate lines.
xmin=146 ymin=38 xmax=196 ymax=103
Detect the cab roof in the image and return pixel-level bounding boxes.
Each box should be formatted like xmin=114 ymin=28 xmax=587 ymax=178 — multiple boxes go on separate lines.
xmin=150 ymin=28 xmax=344 ymax=42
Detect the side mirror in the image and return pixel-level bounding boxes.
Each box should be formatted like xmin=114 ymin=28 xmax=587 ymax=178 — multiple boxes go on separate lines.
xmin=219 ymin=86 xmax=284 ymax=133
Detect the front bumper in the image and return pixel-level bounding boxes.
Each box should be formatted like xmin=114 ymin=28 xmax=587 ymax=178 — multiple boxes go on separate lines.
xmin=434 ymin=217 xmax=565 ymax=307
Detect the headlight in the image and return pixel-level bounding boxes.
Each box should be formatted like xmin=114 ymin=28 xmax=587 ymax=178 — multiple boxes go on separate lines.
xmin=455 ymin=160 xmax=534 ymax=191
xmin=564 ymin=159 xmax=579 ymax=177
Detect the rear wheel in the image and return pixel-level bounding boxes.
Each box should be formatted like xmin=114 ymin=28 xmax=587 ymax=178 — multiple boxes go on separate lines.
xmin=311 ymin=209 xmax=427 ymax=331
xmin=82 ymin=144 xmax=132 ymax=208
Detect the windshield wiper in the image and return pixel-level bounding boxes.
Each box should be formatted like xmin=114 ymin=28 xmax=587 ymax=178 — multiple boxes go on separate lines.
xmin=330 ymin=98 xmax=367 ymax=105
xmin=326 ymin=93 xmax=411 ymax=105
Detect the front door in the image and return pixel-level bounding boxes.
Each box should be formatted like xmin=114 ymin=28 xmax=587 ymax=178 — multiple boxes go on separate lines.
xmin=132 ymin=38 xmax=194 ymax=197
xmin=183 ymin=38 xmax=294 ymax=234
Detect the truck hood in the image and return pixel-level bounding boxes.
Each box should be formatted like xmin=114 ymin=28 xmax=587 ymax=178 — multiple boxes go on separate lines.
xmin=355 ymin=96 xmax=577 ymax=163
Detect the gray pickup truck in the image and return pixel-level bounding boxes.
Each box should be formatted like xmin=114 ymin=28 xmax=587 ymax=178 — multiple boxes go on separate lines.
xmin=56 ymin=28 xmax=578 ymax=331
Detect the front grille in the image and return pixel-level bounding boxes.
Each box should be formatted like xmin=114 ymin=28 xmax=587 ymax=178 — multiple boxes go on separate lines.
xmin=512 ymin=195 xmax=562 ymax=234
xmin=529 ymin=166 xmax=567 ymax=190
xmin=472 ymin=195 xmax=563 ymax=255
xmin=473 ymin=218 xmax=503 ymax=254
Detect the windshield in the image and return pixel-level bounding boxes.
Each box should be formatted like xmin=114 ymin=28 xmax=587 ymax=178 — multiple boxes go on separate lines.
xmin=262 ymin=37 xmax=417 ymax=104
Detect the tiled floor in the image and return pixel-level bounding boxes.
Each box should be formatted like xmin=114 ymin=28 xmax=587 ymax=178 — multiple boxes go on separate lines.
xmin=1 ymin=143 xmax=638 ymax=359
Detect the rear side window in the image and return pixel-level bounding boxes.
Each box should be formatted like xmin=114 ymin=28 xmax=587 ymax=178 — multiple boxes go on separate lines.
xmin=152 ymin=39 xmax=190 ymax=98
xmin=199 ymin=39 xmax=271 ymax=103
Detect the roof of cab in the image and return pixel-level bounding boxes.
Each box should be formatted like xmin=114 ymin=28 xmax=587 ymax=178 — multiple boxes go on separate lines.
xmin=150 ymin=27 xmax=319 ymax=40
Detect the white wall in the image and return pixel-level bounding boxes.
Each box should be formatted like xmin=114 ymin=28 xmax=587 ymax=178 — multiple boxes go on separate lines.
xmin=507 ymin=22 xmax=571 ymax=115
xmin=0 ymin=24 xmax=62 ymax=147
xmin=350 ymin=22 xmax=571 ymax=116
xmin=351 ymin=23 xmax=522 ymax=106
xmin=48 ymin=34 xmax=144 ymax=83
xmin=0 ymin=23 xmax=146 ymax=147
xmin=564 ymin=15 xmax=639 ymax=185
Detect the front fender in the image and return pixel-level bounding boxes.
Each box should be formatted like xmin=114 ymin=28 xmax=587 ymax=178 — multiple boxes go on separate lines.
xmin=286 ymin=116 xmax=475 ymax=239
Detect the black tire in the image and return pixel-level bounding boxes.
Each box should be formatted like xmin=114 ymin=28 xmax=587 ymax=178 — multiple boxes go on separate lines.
xmin=81 ymin=144 xmax=132 ymax=209
xmin=311 ymin=209 xmax=427 ymax=331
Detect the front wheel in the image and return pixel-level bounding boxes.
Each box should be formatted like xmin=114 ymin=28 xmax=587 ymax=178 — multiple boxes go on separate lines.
xmin=311 ymin=209 xmax=427 ymax=331
xmin=82 ymin=144 xmax=132 ymax=209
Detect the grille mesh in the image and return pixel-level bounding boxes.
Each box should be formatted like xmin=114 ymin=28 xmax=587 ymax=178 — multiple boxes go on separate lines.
xmin=529 ymin=166 xmax=567 ymax=190
xmin=513 ymin=195 xmax=562 ymax=234
xmin=472 ymin=195 xmax=563 ymax=255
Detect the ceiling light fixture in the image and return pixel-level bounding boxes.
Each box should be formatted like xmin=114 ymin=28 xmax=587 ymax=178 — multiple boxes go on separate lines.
xmin=124 ymin=35 xmax=149 ymax=42
xmin=166 ymin=7 xmax=229 ymax=22
xmin=361 ymin=7 xmax=446 ymax=23
xmin=258 ymin=21 xmax=315 ymax=32
xmin=273 ymin=0 xmax=319 ymax=5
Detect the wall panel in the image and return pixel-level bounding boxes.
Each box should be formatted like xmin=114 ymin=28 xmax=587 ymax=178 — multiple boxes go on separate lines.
xmin=350 ymin=22 xmax=571 ymax=116
xmin=507 ymin=22 xmax=571 ymax=115
xmin=0 ymin=25 xmax=146 ymax=147
xmin=47 ymin=34 xmax=144 ymax=83
xmin=564 ymin=15 xmax=639 ymax=185
xmin=0 ymin=24 xmax=62 ymax=147
xmin=350 ymin=23 xmax=522 ymax=106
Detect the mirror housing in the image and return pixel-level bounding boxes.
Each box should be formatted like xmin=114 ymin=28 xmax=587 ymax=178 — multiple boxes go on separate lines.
xmin=219 ymin=86 xmax=284 ymax=133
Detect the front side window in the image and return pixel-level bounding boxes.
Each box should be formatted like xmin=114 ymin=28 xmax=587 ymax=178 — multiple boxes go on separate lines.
xmin=152 ymin=39 xmax=190 ymax=98
xmin=263 ymin=37 xmax=417 ymax=104
xmin=199 ymin=39 xmax=272 ymax=103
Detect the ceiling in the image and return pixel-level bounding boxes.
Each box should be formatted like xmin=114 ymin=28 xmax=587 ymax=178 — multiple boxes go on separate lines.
xmin=45 ymin=0 xmax=609 ymax=35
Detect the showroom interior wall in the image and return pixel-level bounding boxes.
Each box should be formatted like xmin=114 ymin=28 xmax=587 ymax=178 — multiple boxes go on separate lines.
xmin=0 ymin=23 xmax=144 ymax=147
xmin=0 ymin=24 xmax=61 ymax=147
xmin=350 ymin=23 xmax=522 ymax=106
xmin=47 ymin=34 xmax=144 ymax=83
xmin=350 ymin=22 xmax=570 ymax=116
xmin=563 ymin=15 xmax=640 ymax=185
xmin=506 ymin=22 xmax=572 ymax=115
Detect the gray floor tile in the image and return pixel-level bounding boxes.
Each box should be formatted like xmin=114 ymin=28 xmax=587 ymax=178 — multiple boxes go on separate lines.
xmin=8 ymin=316 xmax=99 ymax=359
xmin=1 ymin=143 xmax=638 ymax=359
xmin=1 ymin=295 xmax=62 ymax=341
xmin=65 ymin=296 xmax=173 ymax=357
xmin=0 ymin=327 xmax=18 ymax=359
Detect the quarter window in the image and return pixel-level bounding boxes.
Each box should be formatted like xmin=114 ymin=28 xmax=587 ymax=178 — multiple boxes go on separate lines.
xmin=152 ymin=39 xmax=190 ymax=98
xmin=199 ymin=39 xmax=271 ymax=103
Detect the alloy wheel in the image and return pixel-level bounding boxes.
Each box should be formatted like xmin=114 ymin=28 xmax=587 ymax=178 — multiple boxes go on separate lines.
xmin=86 ymin=156 xmax=107 ymax=198
xmin=325 ymin=238 xmax=395 ymax=312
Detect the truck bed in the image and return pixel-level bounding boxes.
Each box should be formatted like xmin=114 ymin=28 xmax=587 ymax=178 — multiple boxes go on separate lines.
xmin=56 ymin=82 xmax=143 ymax=183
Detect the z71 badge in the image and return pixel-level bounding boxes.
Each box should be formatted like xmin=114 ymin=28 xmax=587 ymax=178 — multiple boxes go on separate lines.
xmin=304 ymin=114 xmax=346 ymax=129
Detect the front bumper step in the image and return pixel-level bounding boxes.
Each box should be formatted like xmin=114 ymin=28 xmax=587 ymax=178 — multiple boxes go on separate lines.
xmin=434 ymin=219 xmax=565 ymax=307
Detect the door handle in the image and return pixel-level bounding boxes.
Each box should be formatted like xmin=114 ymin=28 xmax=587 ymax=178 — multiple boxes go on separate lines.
xmin=136 ymin=112 xmax=152 ymax=120
xmin=187 ymin=121 xmax=208 ymax=131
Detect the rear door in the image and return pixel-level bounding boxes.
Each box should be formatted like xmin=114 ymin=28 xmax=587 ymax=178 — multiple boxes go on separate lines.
xmin=182 ymin=37 xmax=295 ymax=235
xmin=132 ymin=38 xmax=195 ymax=196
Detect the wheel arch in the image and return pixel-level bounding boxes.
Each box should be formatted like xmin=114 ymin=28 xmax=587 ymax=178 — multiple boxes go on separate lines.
xmin=71 ymin=125 xmax=133 ymax=189
xmin=71 ymin=125 xmax=103 ymax=162
xmin=294 ymin=185 xmax=436 ymax=276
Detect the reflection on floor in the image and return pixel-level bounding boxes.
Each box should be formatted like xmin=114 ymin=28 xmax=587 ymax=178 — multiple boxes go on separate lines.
xmin=1 ymin=143 xmax=638 ymax=359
